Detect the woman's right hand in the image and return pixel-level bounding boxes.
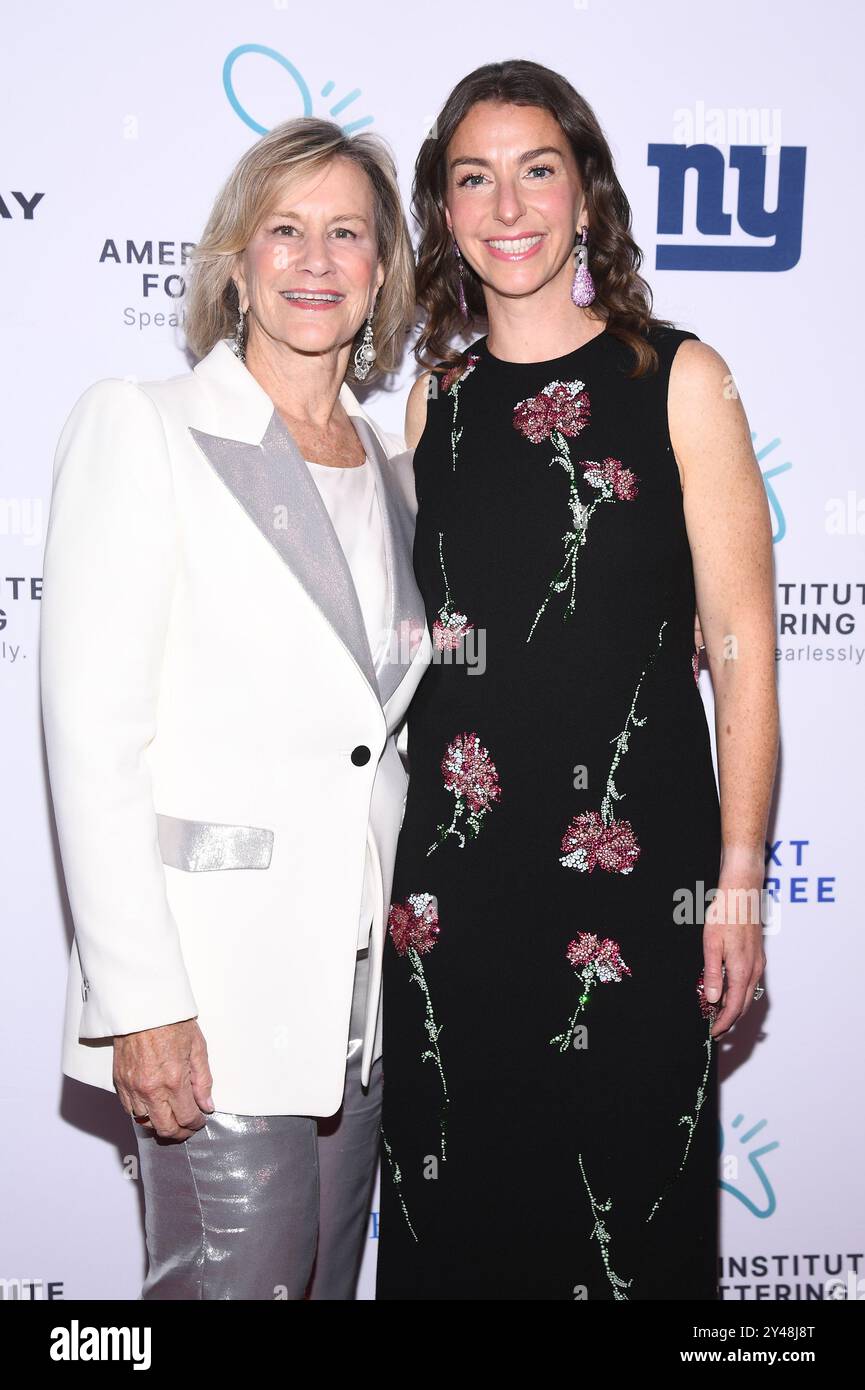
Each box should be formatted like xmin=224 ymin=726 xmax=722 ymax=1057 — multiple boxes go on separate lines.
xmin=113 ymin=1019 xmax=215 ymax=1141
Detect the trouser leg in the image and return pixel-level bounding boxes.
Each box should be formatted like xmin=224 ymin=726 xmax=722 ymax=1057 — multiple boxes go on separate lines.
xmin=133 ymin=1109 xmax=320 ymax=1299
xmin=307 ymin=947 xmax=382 ymax=1300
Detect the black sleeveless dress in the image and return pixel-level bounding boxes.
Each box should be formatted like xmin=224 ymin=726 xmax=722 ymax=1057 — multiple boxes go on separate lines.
xmin=376 ymin=323 xmax=722 ymax=1301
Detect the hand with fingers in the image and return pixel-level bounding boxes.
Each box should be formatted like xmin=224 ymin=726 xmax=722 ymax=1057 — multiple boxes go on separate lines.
xmin=702 ymin=856 xmax=767 ymax=1039
xmin=114 ymin=1019 xmax=215 ymax=1141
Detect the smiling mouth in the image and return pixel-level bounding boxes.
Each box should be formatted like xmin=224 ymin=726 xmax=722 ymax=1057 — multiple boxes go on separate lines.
xmin=279 ymin=290 xmax=345 ymax=305
xmin=485 ymin=234 xmax=545 ymax=255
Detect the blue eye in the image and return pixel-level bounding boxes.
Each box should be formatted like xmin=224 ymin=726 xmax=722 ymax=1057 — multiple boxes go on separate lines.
xmin=457 ymin=173 xmax=486 ymax=188
xmin=527 ymin=164 xmax=555 ymax=178
xmin=333 ymin=227 xmax=357 ymax=238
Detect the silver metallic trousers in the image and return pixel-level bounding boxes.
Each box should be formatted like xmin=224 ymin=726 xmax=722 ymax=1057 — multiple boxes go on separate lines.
xmin=131 ymin=948 xmax=381 ymax=1300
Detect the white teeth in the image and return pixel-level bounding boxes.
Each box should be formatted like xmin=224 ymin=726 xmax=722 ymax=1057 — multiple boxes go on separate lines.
xmin=487 ymin=236 xmax=543 ymax=253
xmin=281 ymin=292 xmax=343 ymax=301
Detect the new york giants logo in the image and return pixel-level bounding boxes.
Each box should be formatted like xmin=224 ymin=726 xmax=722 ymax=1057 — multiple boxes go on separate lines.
xmin=648 ymin=144 xmax=806 ymax=271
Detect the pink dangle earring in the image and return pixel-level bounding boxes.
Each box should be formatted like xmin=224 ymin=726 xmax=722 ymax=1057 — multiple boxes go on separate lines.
xmin=571 ymin=225 xmax=596 ymax=307
xmin=452 ymin=234 xmax=469 ymax=321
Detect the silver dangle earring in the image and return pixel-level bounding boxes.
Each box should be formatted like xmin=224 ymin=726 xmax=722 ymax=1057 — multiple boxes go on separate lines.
xmin=571 ymin=225 xmax=596 ymax=307
xmin=233 ymin=302 xmax=247 ymax=362
xmin=354 ymin=312 xmax=376 ymax=381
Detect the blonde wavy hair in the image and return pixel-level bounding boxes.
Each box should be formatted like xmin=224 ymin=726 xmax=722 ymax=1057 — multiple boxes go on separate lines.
xmin=185 ymin=117 xmax=416 ymax=384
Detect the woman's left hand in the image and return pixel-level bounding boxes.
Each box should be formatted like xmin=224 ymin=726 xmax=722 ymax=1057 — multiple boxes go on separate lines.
xmin=702 ymin=861 xmax=767 ymax=1039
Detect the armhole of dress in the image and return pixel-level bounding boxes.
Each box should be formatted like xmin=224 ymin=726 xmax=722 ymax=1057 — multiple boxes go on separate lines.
xmin=660 ymin=330 xmax=700 ymax=495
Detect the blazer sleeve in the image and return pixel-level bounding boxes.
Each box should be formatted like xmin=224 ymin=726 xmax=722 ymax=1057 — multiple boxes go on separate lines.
xmin=40 ymin=378 xmax=199 ymax=1037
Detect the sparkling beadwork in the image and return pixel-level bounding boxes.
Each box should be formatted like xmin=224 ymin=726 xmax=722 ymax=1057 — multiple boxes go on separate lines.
xmin=428 ymin=732 xmax=501 ymax=854
xmin=388 ymin=893 xmax=448 ymax=1160
xmin=550 ymin=933 xmax=632 ymax=1051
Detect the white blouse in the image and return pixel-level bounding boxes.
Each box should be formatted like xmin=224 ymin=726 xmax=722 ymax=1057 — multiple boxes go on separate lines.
xmin=305 ymin=456 xmax=389 ymax=950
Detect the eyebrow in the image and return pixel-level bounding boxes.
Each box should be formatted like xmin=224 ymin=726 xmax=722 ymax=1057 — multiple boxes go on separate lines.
xmin=269 ymin=211 xmax=369 ymax=223
xmin=449 ymin=145 xmax=565 ymax=171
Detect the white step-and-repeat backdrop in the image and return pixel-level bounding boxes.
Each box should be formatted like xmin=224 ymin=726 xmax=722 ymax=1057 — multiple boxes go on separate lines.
xmin=2 ymin=0 xmax=861 ymax=1301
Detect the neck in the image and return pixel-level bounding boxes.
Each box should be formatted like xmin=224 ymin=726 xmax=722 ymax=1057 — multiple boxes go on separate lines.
xmin=243 ymin=328 xmax=353 ymax=429
xmin=483 ymin=258 xmax=605 ymax=362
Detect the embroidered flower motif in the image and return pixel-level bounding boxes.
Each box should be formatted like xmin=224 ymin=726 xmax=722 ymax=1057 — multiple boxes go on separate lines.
xmin=560 ymin=619 xmax=667 ymax=877
xmin=388 ymin=893 xmax=448 ymax=1160
xmin=428 ymin=732 xmax=501 ymax=854
xmin=645 ymin=971 xmax=717 ymax=1224
xmin=432 ymin=530 xmax=475 ymax=652
xmin=442 ymin=352 xmax=479 ymax=471
xmin=440 ymin=354 xmax=479 ymax=395
xmin=513 ymin=379 xmax=591 ymax=444
xmin=526 ymin=450 xmax=640 ymax=643
xmin=550 ymin=933 xmax=632 ymax=1051
xmin=692 ymin=647 xmax=701 ymax=683
xmin=559 ymin=811 xmax=641 ymax=874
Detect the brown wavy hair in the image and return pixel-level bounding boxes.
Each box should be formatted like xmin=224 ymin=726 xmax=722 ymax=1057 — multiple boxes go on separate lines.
xmin=412 ymin=59 xmax=676 ymax=379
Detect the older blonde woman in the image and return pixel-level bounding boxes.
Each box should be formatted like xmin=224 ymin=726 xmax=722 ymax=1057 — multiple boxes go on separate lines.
xmin=40 ymin=118 xmax=431 ymax=1300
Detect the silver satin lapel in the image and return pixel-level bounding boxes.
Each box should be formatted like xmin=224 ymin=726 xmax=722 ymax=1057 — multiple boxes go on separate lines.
xmin=348 ymin=415 xmax=427 ymax=706
xmin=189 ymin=410 xmax=379 ymax=700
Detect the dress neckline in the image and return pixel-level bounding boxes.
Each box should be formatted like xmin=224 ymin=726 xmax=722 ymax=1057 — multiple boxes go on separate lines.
xmin=474 ymin=325 xmax=608 ymax=371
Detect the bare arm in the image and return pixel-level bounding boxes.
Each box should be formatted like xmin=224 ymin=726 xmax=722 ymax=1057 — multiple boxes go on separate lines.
xmin=670 ymin=340 xmax=779 ymax=1035
xmin=405 ymin=371 xmax=434 ymax=448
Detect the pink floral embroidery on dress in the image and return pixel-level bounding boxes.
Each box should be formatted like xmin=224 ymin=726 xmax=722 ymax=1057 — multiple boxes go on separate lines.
xmin=527 ymin=453 xmax=640 ymax=642
xmin=559 ymin=811 xmax=641 ymax=874
xmin=550 ymin=932 xmax=632 ymax=1051
xmin=441 ymin=353 xmax=479 ymax=472
xmin=692 ymin=647 xmax=701 ymax=683
xmin=513 ymin=380 xmax=591 ymax=443
xmin=432 ymin=530 xmax=475 ymax=651
xmin=428 ymin=731 xmax=501 ymax=854
xmin=512 ymin=377 xmax=639 ymax=642
xmin=560 ymin=619 xmax=668 ymax=876
xmin=388 ymin=893 xmax=448 ymax=1160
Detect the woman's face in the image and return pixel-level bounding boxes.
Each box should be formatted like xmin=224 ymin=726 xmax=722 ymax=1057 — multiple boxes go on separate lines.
xmin=233 ymin=156 xmax=384 ymax=363
xmin=444 ymin=101 xmax=588 ymax=308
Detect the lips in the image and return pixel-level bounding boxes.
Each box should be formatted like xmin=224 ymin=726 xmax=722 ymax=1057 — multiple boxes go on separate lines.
xmin=279 ymin=289 xmax=345 ymax=308
xmin=484 ymin=233 xmax=546 ymax=262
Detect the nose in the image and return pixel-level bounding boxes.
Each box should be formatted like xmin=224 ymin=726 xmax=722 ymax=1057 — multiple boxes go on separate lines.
xmin=493 ymin=176 xmax=526 ymax=227
xmin=295 ymin=228 xmax=336 ymax=277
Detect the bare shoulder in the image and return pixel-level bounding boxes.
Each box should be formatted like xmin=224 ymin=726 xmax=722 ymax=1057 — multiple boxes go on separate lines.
xmin=405 ymin=370 xmax=435 ymax=449
xmin=668 ymin=338 xmax=754 ymax=487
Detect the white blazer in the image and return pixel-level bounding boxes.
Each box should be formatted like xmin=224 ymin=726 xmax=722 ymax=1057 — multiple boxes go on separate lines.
xmin=40 ymin=339 xmax=432 ymax=1116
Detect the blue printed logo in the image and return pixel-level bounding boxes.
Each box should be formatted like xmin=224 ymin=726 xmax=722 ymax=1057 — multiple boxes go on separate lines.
xmin=755 ymin=432 xmax=792 ymax=544
xmin=223 ymin=45 xmax=373 ymax=136
xmin=719 ymin=1112 xmax=780 ymax=1218
xmin=648 ymin=144 xmax=806 ymax=271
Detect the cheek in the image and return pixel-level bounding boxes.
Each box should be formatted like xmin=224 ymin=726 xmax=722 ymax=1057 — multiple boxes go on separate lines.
xmin=248 ymin=238 xmax=285 ymax=284
xmin=532 ymin=182 xmax=578 ymax=228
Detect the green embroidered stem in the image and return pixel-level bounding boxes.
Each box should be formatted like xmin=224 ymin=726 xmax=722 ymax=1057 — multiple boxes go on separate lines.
xmin=438 ymin=531 xmax=450 ymax=605
xmin=550 ymin=978 xmax=593 ymax=1051
xmin=427 ymin=796 xmax=466 ymax=855
xmin=408 ymin=945 xmax=449 ymax=1161
xmin=527 ymin=431 xmax=620 ymax=643
xmin=381 ymin=1129 xmax=418 ymax=1242
xmin=578 ymin=1153 xmax=633 ymax=1300
xmin=601 ymin=618 xmax=668 ymax=826
xmin=449 ymin=377 xmax=469 ymax=471
xmin=646 ymin=1023 xmax=714 ymax=1224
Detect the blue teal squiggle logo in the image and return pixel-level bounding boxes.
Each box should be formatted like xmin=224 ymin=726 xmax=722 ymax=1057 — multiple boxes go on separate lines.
xmin=223 ymin=45 xmax=373 ymax=135
xmin=755 ymin=431 xmax=792 ymax=543
xmin=719 ymin=1112 xmax=780 ymax=1218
